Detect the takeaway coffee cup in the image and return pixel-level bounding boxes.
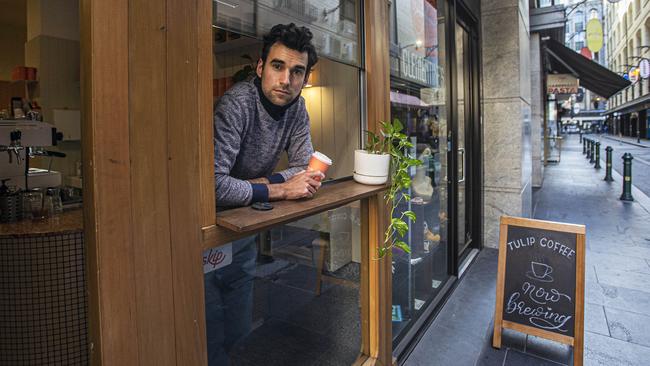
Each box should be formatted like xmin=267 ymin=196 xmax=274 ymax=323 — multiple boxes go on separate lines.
xmin=308 ymin=151 xmax=332 ymax=181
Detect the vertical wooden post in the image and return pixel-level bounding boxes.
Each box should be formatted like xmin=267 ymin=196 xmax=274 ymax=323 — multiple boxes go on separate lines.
xmin=573 ymin=233 xmax=586 ymax=366
xmin=492 ymin=220 xmax=509 ymax=349
xmin=363 ymin=0 xmax=393 ymax=364
xmin=81 ymin=0 xmax=139 ymax=364
xmin=83 ymin=0 xmax=211 ymax=364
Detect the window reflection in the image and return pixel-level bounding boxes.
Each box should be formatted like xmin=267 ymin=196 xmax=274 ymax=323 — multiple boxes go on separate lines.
xmin=213 ymin=0 xmax=360 ymax=65
xmin=203 ymin=204 xmax=362 ymax=365
xmin=388 ymin=0 xmax=450 ymax=347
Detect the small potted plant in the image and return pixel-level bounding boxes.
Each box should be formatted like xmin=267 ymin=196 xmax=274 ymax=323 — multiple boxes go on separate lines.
xmin=354 ymin=119 xmax=422 ymax=258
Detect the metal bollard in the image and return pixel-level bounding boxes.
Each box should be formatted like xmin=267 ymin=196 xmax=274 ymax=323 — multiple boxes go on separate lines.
xmin=583 ymin=137 xmax=587 ymax=154
xmin=589 ymin=140 xmax=596 ymax=164
xmin=604 ymin=146 xmax=614 ymax=182
xmin=579 ymin=132 xmax=583 ymax=144
xmin=586 ymin=139 xmax=592 ymax=159
xmin=620 ymin=153 xmax=634 ymax=201
xmin=594 ymin=142 xmax=601 ymax=169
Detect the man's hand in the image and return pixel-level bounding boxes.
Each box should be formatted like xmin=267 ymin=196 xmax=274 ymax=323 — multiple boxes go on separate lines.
xmin=268 ymin=170 xmax=324 ymax=200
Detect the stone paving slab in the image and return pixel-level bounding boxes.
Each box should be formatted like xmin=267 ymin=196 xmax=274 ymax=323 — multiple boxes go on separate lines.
xmin=584 ymin=303 xmax=609 ymax=337
xmin=604 ymin=307 xmax=650 ymax=347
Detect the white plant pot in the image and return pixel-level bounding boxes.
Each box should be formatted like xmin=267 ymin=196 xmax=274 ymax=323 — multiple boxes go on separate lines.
xmin=353 ymin=150 xmax=390 ymax=185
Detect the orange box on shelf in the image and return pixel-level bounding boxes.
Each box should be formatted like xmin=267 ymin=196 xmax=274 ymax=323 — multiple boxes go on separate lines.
xmin=11 ymin=66 xmax=27 ymax=81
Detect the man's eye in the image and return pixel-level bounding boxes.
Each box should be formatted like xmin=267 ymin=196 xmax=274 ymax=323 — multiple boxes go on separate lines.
xmin=272 ymin=64 xmax=282 ymax=70
xmin=292 ymin=69 xmax=305 ymax=76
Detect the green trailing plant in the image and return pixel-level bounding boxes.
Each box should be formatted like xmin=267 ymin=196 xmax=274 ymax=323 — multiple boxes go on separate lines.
xmin=364 ymin=119 xmax=422 ymax=258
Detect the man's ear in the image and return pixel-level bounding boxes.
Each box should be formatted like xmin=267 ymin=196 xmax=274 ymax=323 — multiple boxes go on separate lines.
xmin=256 ymin=58 xmax=264 ymax=78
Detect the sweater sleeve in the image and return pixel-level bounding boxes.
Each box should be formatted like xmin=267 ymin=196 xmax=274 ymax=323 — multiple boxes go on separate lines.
xmin=214 ymin=94 xmax=268 ymax=206
xmin=278 ymin=103 xmax=314 ymax=181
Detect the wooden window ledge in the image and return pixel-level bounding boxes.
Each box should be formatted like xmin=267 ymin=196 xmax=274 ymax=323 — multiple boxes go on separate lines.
xmin=202 ymin=179 xmax=388 ymax=248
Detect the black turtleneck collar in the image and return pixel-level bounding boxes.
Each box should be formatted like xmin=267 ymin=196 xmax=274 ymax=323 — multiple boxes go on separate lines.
xmin=254 ymin=77 xmax=300 ymax=120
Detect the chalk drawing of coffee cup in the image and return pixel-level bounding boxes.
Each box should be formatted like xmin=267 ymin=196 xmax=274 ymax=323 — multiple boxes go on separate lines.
xmin=526 ymin=261 xmax=554 ymax=282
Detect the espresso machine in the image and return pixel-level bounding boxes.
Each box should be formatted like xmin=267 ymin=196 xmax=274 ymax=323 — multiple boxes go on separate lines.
xmin=0 ymin=119 xmax=63 ymax=190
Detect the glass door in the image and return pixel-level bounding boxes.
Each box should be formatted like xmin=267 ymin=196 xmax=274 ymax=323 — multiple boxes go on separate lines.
xmin=454 ymin=17 xmax=477 ymax=262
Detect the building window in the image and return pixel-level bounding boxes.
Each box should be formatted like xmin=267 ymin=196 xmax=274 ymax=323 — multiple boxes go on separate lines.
xmin=575 ymin=21 xmax=584 ymax=33
xmin=575 ymin=41 xmax=584 ymax=51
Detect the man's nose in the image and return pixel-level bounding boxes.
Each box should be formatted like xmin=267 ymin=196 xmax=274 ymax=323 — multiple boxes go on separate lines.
xmin=278 ymin=69 xmax=290 ymax=86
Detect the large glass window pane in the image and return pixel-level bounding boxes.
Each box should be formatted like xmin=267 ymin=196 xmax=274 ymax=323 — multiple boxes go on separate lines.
xmin=209 ymin=2 xmax=364 ymax=364
xmin=203 ymin=203 xmax=362 ymax=365
xmin=388 ymin=0 xmax=449 ymax=347
xmin=213 ymin=0 xmax=361 ymax=65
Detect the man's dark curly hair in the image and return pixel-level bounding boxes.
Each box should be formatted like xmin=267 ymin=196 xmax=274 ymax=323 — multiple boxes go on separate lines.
xmin=261 ymin=23 xmax=318 ymax=76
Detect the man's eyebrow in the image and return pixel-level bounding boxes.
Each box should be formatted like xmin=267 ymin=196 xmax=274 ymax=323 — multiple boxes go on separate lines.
xmin=269 ymin=58 xmax=306 ymax=71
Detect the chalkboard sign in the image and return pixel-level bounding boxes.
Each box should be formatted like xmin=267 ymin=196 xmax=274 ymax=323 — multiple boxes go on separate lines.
xmin=493 ymin=216 xmax=586 ymax=366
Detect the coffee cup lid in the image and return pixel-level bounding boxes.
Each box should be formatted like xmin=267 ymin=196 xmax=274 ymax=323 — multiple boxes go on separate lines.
xmin=312 ymin=151 xmax=332 ymax=165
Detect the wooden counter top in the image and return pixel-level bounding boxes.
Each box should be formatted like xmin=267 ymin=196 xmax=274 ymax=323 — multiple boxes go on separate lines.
xmin=216 ymin=179 xmax=388 ymax=233
xmin=0 ymin=208 xmax=83 ymax=236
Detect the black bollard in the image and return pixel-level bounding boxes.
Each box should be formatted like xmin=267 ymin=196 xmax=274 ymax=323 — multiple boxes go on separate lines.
xmin=620 ymin=153 xmax=634 ymax=201
xmin=586 ymin=139 xmax=592 ymax=159
xmin=589 ymin=140 xmax=596 ymax=164
xmin=604 ymin=146 xmax=614 ymax=182
xmin=583 ymin=137 xmax=587 ymax=154
xmin=579 ymin=132 xmax=583 ymax=144
xmin=594 ymin=142 xmax=601 ymax=169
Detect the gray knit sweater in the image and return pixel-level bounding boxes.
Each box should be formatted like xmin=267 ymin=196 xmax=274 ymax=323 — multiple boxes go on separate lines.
xmin=214 ymin=79 xmax=313 ymax=207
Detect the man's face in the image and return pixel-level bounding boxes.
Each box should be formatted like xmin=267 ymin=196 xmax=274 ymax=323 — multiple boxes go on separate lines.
xmin=256 ymin=42 xmax=309 ymax=106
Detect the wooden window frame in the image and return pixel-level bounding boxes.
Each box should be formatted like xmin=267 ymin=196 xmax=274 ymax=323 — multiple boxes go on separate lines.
xmin=83 ymin=0 xmax=393 ymax=365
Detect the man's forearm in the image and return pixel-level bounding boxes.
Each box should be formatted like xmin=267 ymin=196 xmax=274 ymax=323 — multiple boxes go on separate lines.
xmin=247 ymin=177 xmax=270 ymax=184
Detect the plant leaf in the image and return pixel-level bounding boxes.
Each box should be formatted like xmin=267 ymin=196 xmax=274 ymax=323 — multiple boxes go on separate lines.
xmin=394 ymin=240 xmax=411 ymax=254
xmin=403 ymin=210 xmax=416 ymax=222
xmin=392 ymin=218 xmax=409 ymax=237
xmin=392 ymin=118 xmax=404 ymax=132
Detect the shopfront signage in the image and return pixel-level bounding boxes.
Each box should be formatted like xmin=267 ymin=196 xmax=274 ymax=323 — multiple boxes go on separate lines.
xmin=639 ymin=59 xmax=650 ymax=79
xmin=586 ymin=19 xmax=603 ymax=53
xmin=493 ymin=216 xmax=585 ymax=365
xmin=629 ymin=67 xmax=639 ymax=83
xmin=400 ymin=49 xmax=435 ymax=86
xmin=547 ymin=74 xmax=579 ymax=95
xmin=202 ymin=243 xmax=233 ymax=274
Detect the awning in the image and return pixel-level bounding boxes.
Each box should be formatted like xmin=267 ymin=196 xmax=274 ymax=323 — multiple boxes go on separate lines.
xmin=543 ymin=39 xmax=630 ymax=99
xmin=390 ymin=91 xmax=429 ymax=108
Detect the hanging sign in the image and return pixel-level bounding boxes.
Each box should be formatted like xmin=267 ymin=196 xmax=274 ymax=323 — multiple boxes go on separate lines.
xmin=579 ymin=47 xmax=592 ymax=60
xmin=629 ymin=67 xmax=639 ymax=83
xmin=547 ymin=74 xmax=579 ymax=94
xmin=493 ymin=216 xmax=586 ymax=366
xmin=639 ymin=59 xmax=650 ymax=79
xmin=586 ymin=19 xmax=603 ymax=53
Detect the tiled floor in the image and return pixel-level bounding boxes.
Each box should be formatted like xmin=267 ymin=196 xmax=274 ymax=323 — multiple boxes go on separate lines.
xmin=405 ymin=134 xmax=650 ymax=365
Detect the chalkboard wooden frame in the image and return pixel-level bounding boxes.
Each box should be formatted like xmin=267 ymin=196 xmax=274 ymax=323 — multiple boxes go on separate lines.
xmin=492 ymin=216 xmax=586 ymax=366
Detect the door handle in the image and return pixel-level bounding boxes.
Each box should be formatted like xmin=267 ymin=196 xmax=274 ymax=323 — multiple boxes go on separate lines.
xmin=458 ymin=148 xmax=465 ymax=183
